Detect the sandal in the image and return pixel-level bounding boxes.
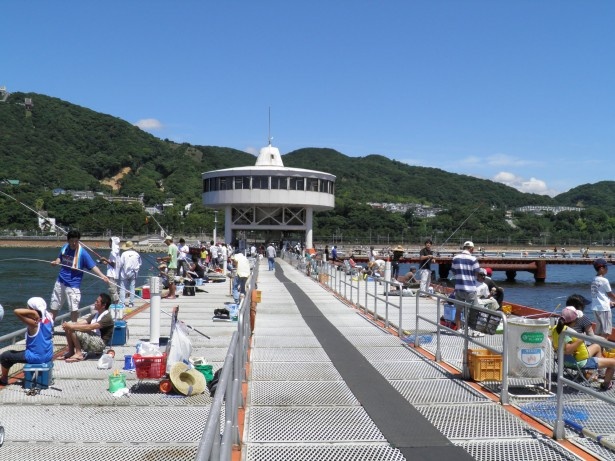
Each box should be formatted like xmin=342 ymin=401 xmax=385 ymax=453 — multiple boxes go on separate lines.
xmin=66 ymin=355 xmax=85 ymax=363
xmin=57 ymin=352 xmax=73 ymax=361
xmin=600 ymin=381 xmax=613 ymax=391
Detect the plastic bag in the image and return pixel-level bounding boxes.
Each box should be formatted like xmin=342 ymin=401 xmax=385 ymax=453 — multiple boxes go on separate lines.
xmin=136 ymin=341 xmax=162 ymax=357
xmin=97 ymin=353 xmax=114 ymax=370
xmin=166 ymin=321 xmax=192 ymax=372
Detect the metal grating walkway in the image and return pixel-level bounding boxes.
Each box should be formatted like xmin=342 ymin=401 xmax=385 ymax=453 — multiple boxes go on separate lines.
xmin=0 ymin=277 xmax=236 ymax=460
xmin=244 ymin=259 xmax=591 ymax=461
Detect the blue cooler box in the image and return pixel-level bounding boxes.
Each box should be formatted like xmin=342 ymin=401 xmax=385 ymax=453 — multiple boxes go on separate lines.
xmin=24 ymin=362 xmax=54 ymax=389
xmin=110 ymin=320 xmax=128 ymax=346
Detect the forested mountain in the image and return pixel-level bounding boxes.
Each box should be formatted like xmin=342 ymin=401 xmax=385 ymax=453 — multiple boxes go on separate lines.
xmin=284 ymin=148 xmax=555 ymax=208
xmin=1 ymin=91 xmax=613 ymax=245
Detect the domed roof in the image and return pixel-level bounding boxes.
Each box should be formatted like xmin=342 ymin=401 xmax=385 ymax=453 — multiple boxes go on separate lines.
xmin=255 ymin=143 xmax=284 ymax=167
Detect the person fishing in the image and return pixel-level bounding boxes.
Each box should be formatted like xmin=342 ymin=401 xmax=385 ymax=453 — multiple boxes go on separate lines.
xmin=99 ymin=236 xmax=121 ymax=304
xmin=50 ymin=229 xmax=110 ymax=322
xmin=418 ymin=239 xmax=435 ymax=297
xmin=0 ymin=297 xmax=54 ymax=386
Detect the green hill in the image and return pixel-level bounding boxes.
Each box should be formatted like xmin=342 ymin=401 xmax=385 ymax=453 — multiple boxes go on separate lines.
xmin=1 ymin=91 xmax=613 ymax=245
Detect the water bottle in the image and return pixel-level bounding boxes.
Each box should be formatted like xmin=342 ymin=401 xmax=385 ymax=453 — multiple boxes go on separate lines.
xmin=229 ymin=304 xmax=238 ymax=321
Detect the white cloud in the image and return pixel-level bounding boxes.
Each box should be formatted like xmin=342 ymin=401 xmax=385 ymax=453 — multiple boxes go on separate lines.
xmin=245 ymin=146 xmax=259 ymax=156
xmin=493 ymin=171 xmax=558 ymax=196
xmin=134 ymin=118 xmax=164 ymax=131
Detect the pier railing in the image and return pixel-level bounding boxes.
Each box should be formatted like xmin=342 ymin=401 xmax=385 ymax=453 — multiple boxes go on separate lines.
xmin=0 ymin=304 xmax=94 ymax=347
xmin=196 ymin=260 xmax=258 ymax=461
xmin=287 ymin=256 xmax=557 ymax=406
xmin=553 ymin=329 xmax=615 ymax=440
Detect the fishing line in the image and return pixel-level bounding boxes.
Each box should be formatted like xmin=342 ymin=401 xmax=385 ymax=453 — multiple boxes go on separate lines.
xmin=0 ymin=258 xmax=211 ymax=339
xmin=436 ymin=202 xmax=484 ymax=253
xmin=415 ymin=203 xmax=484 ymax=274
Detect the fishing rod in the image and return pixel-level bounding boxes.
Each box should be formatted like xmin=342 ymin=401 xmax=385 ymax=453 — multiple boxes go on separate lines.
xmin=0 ymin=189 xmax=67 ymax=235
xmin=0 ymin=189 xmax=106 ymax=260
xmin=564 ymin=418 xmax=615 ymax=452
xmin=0 ymin=257 xmax=212 ymax=339
xmin=414 ymin=203 xmax=484 ymax=274
xmin=146 ymin=212 xmax=168 ymax=238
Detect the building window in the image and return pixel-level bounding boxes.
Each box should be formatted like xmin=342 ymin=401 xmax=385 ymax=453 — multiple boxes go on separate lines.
xmin=307 ymin=178 xmax=319 ymax=192
xmin=289 ymin=177 xmax=305 ymax=191
xmin=252 ymin=176 xmax=269 ymax=189
xmin=271 ymin=177 xmax=287 ymax=190
xmin=234 ymin=176 xmax=250 ymax=190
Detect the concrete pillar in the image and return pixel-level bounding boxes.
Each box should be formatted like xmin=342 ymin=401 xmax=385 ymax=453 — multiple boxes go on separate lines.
xmin=305 ymin=207 xmax=313 ymax=249
xmin=224 ymin=205 xmax=232 ymax=244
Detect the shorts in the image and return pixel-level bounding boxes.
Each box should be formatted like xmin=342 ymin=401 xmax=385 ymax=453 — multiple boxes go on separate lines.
xmin=576 ymin=357 xmax=599 ymax=369
xmin=594 ymin=310 xmax=613 ymax=336
xmin=167 ymin=268 xmax=177 ymax=282
xmin=75 ymin=331 xmax=106 ymax=353
xmin=50 ymin=281 xmax=81 ymax=312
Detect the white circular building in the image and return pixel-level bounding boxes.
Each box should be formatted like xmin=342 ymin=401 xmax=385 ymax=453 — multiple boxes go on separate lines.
xmin=202 ymin=142 xmax=336 ymax=249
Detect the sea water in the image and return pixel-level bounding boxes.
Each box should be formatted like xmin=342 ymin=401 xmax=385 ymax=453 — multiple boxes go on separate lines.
xmin=0 ymin=247 xmax=164 ymax=338
xmin=399 ymin=262 xmax=604 ymax=322
xmin=0 ymin=249 xmax=606 ymax=337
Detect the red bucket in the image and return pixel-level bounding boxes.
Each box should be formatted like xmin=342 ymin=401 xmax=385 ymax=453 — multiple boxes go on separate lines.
xmin=142 ymin=285 xmax=150 ymax=299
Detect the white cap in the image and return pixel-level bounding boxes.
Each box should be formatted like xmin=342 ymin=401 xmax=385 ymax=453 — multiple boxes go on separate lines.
xmin=464 ymin=241 xmax=474 ymax=248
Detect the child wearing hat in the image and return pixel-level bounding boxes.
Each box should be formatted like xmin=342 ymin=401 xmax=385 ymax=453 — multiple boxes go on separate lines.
xmin=552 ymin=306 xmax=615 ymax=391
xmin=590 ymin=258 xmax=615 ymax=339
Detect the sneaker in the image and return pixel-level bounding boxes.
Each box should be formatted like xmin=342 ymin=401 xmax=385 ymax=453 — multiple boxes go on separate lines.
xmin=470 ymin=330 xmax=485 ymax=338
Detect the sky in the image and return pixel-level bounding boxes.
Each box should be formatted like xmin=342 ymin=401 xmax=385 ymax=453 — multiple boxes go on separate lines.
xmin=2 ymin=1 xmax=614 ymax=197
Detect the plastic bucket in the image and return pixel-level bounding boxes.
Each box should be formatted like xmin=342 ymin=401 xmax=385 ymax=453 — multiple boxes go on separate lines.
xmin=108 ymin=373 xmax=126 ymax=393
xmin=194 ymin=364 xmax=214 ymax=383
xmin=506 ymin=318 xmax=550 ymax=378
xmin=123 ymin=354 xmax=135 ymax=370
xmin=142 ymin=286 xmax=150 ymax=299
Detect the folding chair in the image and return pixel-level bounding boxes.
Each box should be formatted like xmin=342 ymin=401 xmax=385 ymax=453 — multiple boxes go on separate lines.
xmin=555 ymin=353 xmax=599 ymax=386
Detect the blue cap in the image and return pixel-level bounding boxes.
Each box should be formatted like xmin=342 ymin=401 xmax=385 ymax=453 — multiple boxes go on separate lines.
xmin=594 ymin=258 xmax=609 ymax=269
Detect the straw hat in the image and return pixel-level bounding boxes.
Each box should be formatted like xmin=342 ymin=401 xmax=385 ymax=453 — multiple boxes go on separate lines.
xmin=121 ymin=241 xmax=134 ymax=250
xmin=169 ymin=362 xmax=206 ymax=396
xmin=394 ymin=245 xmax=404 ymax=252
xmin=164 ymin=235 xmax=173 ymax=243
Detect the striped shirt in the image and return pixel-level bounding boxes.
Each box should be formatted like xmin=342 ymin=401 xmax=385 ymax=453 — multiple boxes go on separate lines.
xmin=451 ymin=250 xmax=480 ymax=293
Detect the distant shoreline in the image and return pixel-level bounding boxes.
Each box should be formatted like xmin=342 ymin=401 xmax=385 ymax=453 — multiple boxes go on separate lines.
xmin=0 ymin=238 xmax=111 ymax=250
xmin=0 ymin=238 xmax=612 ymax=256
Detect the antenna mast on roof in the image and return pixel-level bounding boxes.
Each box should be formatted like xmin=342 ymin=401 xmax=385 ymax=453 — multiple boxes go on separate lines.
xmin=268 ymin=106 xmax=273 ymax=146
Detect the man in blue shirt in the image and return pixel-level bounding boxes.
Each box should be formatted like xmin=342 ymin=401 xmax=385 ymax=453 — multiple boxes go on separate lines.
xmin=451 ymin=241 xmax=480 ymax=330
xmin=50 ymin=230 xmax=109 ymax=322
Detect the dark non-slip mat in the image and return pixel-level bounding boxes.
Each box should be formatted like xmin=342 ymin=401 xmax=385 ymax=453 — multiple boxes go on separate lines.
xmin=275 ymin=267 xmax=474 ymax=460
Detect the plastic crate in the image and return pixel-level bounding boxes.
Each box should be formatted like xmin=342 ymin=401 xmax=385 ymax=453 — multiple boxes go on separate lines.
xmin=133 ymin=353 xmax=167 ymax=379
xmin=467 ymin=349 xmax=502 ymax=381
xmin=467 ymin=308 xmax=501 ymax=335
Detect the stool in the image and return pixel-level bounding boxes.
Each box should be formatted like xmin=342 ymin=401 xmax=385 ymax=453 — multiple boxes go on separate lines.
xmin=23 ymin=362 xmax=54 ymax=389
